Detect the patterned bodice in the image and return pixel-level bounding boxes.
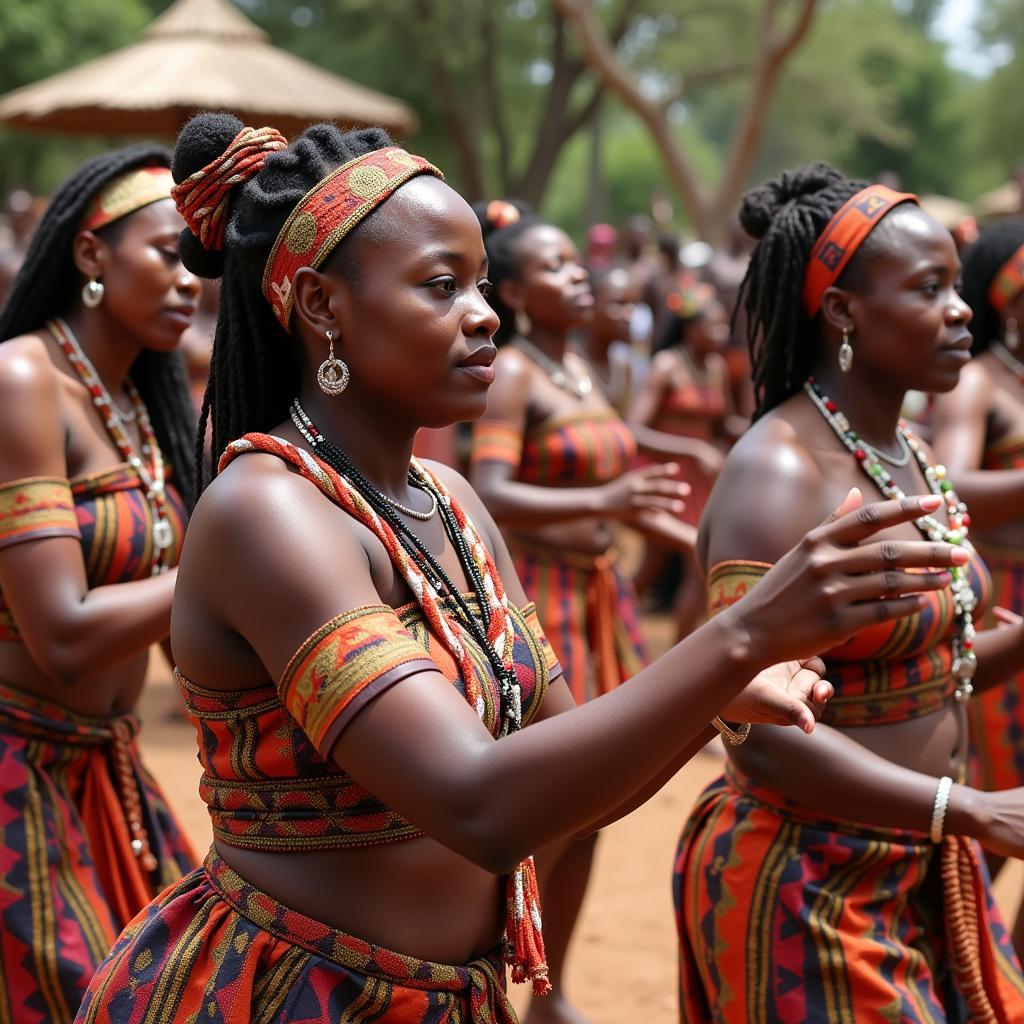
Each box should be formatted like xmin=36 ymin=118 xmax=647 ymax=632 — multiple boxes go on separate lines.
xmin=0 ymin=466 xmax=186 ymax=642
xmin=178 ymin=595 xmax=556 ymax=851
xmin=983 ymin=433 xmax=1024 ymax=471
xmin=652 ymin=376 xmax=726 ymax=442
xmin=470 ymin=409 xmax=636 ymax=487
xmin=708 ymin=554 xmax=991 ymax=726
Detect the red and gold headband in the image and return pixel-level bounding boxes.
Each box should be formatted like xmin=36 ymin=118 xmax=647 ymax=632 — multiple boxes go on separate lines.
xmin=172 ymin=125 xmax=287 ymax=251
xmin=81 ymin=166 xmax=175 ymax=233
xmin=262 ymin=147 xmax=444 ymax=331
xmin=802 ymin=184 xmax=918 ymax=317
xmin=989 ymin=242 xmax=1024 ymax=313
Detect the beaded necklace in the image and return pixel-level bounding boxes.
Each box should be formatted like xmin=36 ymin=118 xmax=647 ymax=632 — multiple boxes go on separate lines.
xmin=289 ymin=399 xmax=522 ymax=733
xmin=48 ymin=318 xmax=173 ymax=575
xmin=990 ymin=340 xmax=1024 ymax=385
xmin=514 ymin=336 xmax=593 ymax=399
xmin=804 ymin=377 xmax=977 ymax=696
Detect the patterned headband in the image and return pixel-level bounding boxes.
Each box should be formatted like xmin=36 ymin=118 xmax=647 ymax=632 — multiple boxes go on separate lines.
xmin=171 ymin=125 xmax=288 ymax=252
xmin=989 ymin=242 xmax=1024 ymax=313
xmin=262 ymin=147 xmax=444 ymax=332
xmin=81 ymin=167 xmax=175 ymax=233
xmin=667 ymin=281 xmax=715 ymax=319
xmin=802 ymin=184 xmax=918 ymax=317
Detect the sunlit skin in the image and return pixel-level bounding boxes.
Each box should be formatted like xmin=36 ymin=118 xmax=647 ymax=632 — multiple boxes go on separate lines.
xmin=0 ymin=196 xmax=198 ymax=717
xmin=700 ymin=205 xmax=1024 ymax=857
xmin=169 ymin=175 xmax=961 ymax=971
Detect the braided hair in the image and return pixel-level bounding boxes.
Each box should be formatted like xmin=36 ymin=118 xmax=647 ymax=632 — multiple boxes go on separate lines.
xmin=961 ymin=218 xmax=1024 ymax=355
xmin=734 ymin=161 xmax=898 ymax=419
xmin=0 ymin=144 xmax=197 ymax=510
xmin=473 ymin=199 xmax=541 ymax=344
xmin=171 ymin=112 xmax=392 ymax=492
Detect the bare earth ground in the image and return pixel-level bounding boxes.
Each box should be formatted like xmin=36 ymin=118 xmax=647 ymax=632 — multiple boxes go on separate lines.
xmin=138 ymin=611 xmax=1024 ymax=1024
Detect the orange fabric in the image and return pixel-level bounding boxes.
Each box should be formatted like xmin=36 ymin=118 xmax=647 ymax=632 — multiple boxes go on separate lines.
xmin=262 ymin=148 xmax=443 ymax=331
xmin=989 ymin=241 xmax=1024 ymax=312
xmin=802 ymin=185 xmax=918 ymax=316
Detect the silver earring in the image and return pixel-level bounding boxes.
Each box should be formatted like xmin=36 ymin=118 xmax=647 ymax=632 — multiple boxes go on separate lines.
xmin=82 ymin=278 xmax=104 ymax=308
xmin=515 ymin=309 xmax=532 ymax=338
xmin=1006 ymin=317 xmax=1020 ymax=352
xmin=838 ymin=326 xmax=854 ymax=373
xmin=317 ymin=330 xmax=349 ymax=396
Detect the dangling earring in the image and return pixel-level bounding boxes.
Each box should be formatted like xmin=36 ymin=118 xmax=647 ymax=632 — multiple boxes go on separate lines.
xmin=1006 ymin=317 xmax=1020 ymax=352
xmin=515 ymin=309 xmax=532 ymax=338
xmin=838 ymin=325 xmax=854 ymax=373
xmin=317 ymin=330 xmax=350 ymax=396
xmin=82 ymin=278 xmax=104 ymax=308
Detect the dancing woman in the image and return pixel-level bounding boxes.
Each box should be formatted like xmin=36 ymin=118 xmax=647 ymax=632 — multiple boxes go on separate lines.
xmin=77 ymin=117 xmax=963 ymax=1024
xmin=0 ymin=146 xmax=199 ymax=1022
xmin=675 ymin=163 xmax=1024 ymax=1022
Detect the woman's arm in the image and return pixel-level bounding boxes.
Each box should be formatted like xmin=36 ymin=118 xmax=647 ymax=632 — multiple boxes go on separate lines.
xmin=932 ymin=360 xmax=1024 ymax=528
xmin=0 ymin=338 xmax=177 ymax=685
xmin=468 ymin=348 xmax=688 ymax=528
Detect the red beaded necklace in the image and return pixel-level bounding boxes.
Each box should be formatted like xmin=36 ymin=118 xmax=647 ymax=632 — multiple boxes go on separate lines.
xmin=48 ymin=317 xmax=173 ymax=575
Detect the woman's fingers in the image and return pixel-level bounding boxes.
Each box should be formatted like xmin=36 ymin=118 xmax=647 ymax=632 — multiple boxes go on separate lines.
xmin=817 ymin=494 xmax=944 ymax=546
xmin=994 ymin=606 xmax=1023 ymax=628
xmin=835 ymin=539 xmax=969 ymax=573
xmin=841 ymin=569 xmax=951 ymax=602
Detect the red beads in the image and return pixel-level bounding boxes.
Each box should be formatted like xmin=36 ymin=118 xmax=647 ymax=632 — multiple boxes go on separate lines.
xmin=854 ymin=449 xmax=867 ymax=461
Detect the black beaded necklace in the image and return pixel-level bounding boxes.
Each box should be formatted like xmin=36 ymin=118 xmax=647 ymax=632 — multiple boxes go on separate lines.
xmin=289 ymin=399 xmax=522 ymax=733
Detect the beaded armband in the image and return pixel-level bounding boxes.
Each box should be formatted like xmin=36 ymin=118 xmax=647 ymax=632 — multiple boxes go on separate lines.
xmin=277 ymin=605 xmax=437 ymax=758
xmin=522 ymin=602 xmax=562 ymax=682
xmin=469 ymin=420 xmax=525 ymax=469
xmin=0 ymin=476 xmax=81 ymax=551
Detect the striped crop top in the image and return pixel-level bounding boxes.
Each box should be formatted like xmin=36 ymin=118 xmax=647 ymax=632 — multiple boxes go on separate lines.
xmin=708 ymin=555 xmax=991 ymax=726
xmin=470 ymin=409 xmax=636 ymax=487
xmin=0 ymin=466 xmax=187 ymax=642
xmin=178 ymin=596 xmax=559 ymax=851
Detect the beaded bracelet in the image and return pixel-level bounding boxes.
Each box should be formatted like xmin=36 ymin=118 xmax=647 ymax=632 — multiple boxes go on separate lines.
xmin=930 ymin=775 xmax=954 ymax=844
xmin=712 ymin=716 xmax=751 ymax=746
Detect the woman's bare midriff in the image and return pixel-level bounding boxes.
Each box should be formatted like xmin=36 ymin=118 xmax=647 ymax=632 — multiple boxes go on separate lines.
xmin=508 ymin=516 xmax=614 ymax=557
xmin=0 ymin=640 xmax=147 ymax=717
xmin=215 ymin=835 xmax=506 ymax=964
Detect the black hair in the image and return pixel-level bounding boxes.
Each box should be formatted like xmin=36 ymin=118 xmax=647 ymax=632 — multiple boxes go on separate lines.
xmin=171 ymin=112 xmax=393 ymax=491
xmin=0 ymin=144 xmax=197 ymax=509
xmin=961 ymin=218 xmax=1024 ymax=355
xmin=654 ymin=308 xmax=704 ymax=355
xmin=734 ymin=161 xmax=895 ymax=419
xmin=473 ymin=199 xmax=541 ymax=343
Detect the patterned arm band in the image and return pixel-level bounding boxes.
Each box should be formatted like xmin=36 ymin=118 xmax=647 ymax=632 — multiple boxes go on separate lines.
xmin=0 ymin=476 xmax=81 ymax=551
xmin=522 ymin=602 xmax=563 ymax=683
xmin=277 ymin=605 xmax=438 ymax=759
xmin=930 ymin=775 xmax=954 ymax=844
xmin=469 ymin=420 xmax=525 ymax=470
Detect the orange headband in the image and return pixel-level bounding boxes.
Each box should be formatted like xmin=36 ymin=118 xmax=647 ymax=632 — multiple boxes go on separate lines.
xmin=262 ymin=147 xmax=444 ymax=332
xmin=989 ymin=242 xmax=1024 ymax=313
xmin=802 ymin=184 xmax=917 ymax=317
xmin=81 ymin=167 xmax=174 ymax=233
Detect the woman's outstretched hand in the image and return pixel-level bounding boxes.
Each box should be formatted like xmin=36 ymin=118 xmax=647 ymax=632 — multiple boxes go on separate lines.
xmin=721 ymin=658 xmax=832 ymax=734
xmin=725 ymin=488 xmax=971 ymax=666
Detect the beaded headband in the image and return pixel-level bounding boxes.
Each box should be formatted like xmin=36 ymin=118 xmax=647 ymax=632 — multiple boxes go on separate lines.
xmin=989 ymin=242 xmax=1024 ymax=313
xmin=171 ymin=125 xmax=288 ymax=252
xmin=666 ymin=281 xmax=715 ymax=319
xmin=802 ymin=184 xmax=918 ymax=317
xmin=81 ymin=167 xmax=175 ymax=233
xmin=262 ymin=147 xmax=444 ymax=332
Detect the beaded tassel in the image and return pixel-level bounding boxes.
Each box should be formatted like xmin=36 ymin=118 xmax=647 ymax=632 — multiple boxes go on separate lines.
xmin=506 ymin=859 xmax=551 ymax=995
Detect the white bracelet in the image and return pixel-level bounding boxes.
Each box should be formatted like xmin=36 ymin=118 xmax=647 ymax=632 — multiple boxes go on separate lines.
xmin=712 ymin=716 xmax=751 ymax=746
xmin=930 ymin=776 xmax=953 ymax=844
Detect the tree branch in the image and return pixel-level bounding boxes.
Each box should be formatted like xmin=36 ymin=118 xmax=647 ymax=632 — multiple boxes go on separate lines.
xmin=553 ymin=0 xmax=711 ymax=237
xmin=480 ymin=1 xmax=512 ymax=190
xmin=660 ymin=60 xmax=754 ymax=108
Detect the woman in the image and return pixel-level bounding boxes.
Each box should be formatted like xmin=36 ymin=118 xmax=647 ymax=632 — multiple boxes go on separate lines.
xmin=0 ymin=146 xmax=200 ymax=1022
xmin=628 ymin=283 xmax=737 ymax=632
xmin=78 ymin=116 xmax=964 ymax=1024
xmin=468 ymin=203 xmax=723 ymax=1022
xmin=675 ymin=163 xmax=1024 ymax=1022
xmin=931 ymin=218 xmax=1024 ymax=954
xmin=577 ymin=264 xmax=635 ymax=413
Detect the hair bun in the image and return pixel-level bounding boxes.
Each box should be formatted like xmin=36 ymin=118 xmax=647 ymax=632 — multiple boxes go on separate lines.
xmin=739 ymin=161 xmax=845 ymax=240
xmin=178 ymin=227 xmax=225 ymax=279
xmin=473 ymin=198 xmax=535 ymax=239
xmin=172 ymin=111 xmax=245 ymax=184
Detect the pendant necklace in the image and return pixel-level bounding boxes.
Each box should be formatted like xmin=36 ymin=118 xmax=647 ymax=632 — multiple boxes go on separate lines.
xmin=514 ymin=336 xmax=593 ymax=400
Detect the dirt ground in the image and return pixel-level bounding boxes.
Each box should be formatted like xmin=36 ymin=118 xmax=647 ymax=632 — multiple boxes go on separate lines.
xmin=137 ymin=613 xmax=1024 ymax=1024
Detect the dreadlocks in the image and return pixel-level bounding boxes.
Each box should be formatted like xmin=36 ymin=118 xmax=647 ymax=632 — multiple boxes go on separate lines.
xmin=172 ymin=112 xmax=392 ymax=492
xmin=962 ymin=218 xmax=1024 ymax=355
xmin=0 ymin=144 xmax=198 ymax=510
xmin=734 ymin=161 xmax=896 ymax=419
